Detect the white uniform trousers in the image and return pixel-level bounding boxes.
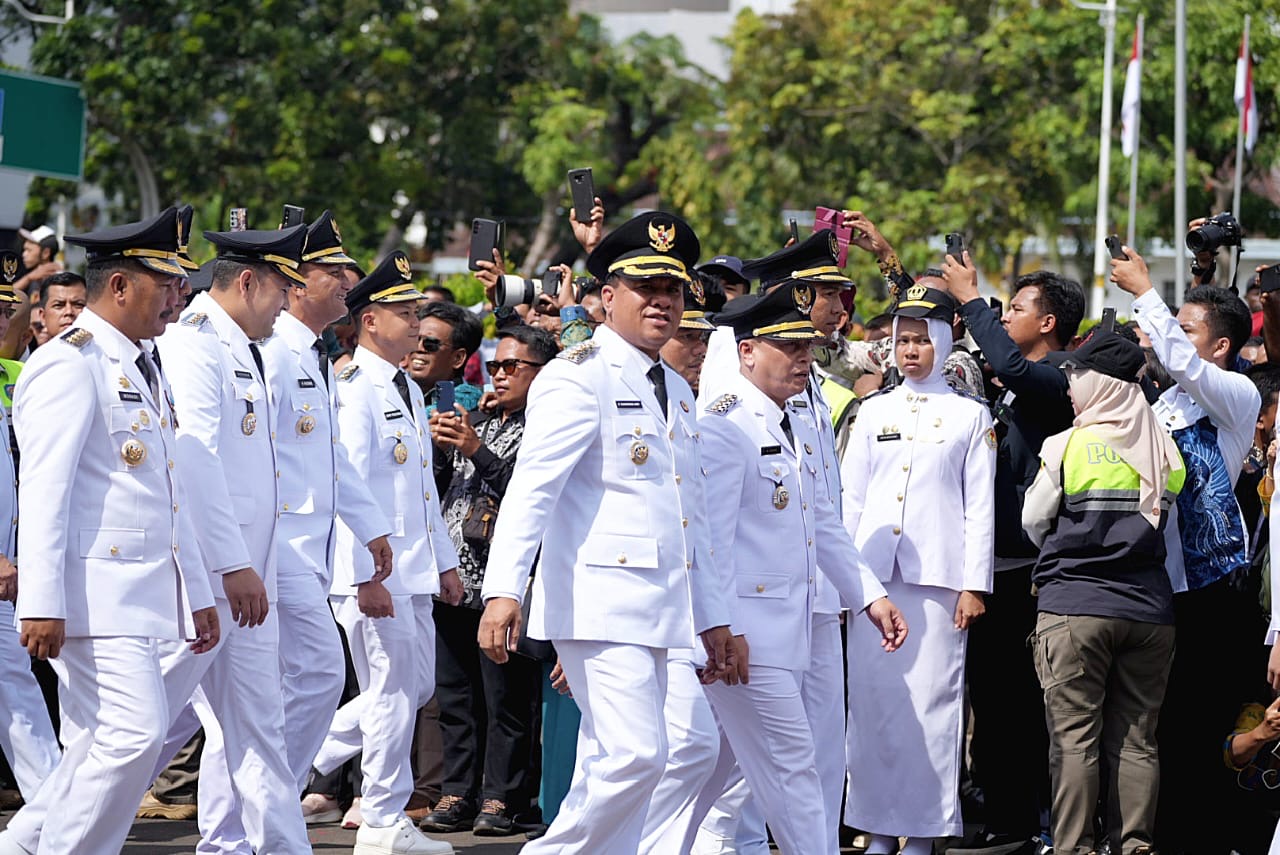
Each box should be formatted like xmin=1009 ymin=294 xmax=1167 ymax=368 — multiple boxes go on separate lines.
xmin=0 ymin=636 xmax=168 ymax=855
xmin=694 ymin=665 xmax=836 ymax=855
xmin=0 ymin=601 xmax=58 ymax=800
xmin=153 ymin=601 xmax=311 ymax=855
xmin=526 ymin=640 xmax=669 ymax=854
xmin=639 ymin=655 xmax=720 ymax=853
xmin=312 ymin=594 xmax=435 ymax=828
xmin=693 ymin=613 xmax=846 ymax=855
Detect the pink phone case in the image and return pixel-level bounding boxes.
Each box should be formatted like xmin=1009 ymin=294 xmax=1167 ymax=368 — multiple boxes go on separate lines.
xmin=813 ymin=206 xmax=852 ymax=267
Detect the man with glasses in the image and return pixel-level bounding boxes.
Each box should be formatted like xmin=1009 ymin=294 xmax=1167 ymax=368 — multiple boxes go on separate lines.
xmin=423 ymin=325 xmax=558 ymax=836
xmin=407 ymin=301 xmax=484 ymax=419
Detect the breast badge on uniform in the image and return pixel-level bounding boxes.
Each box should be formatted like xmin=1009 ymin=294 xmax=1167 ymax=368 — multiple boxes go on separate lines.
xmin=985 ymin=426 xmax=997 ymax=449
xmin=61 ymin=328 xmax=93 ymax=348
xmin=771 ymin=481 xmax=790 ymax=510
xmin=705 ymin=393 xmax=740 ymax=416
xmin=393 ymin=440 xmax=409 ymax=465
xmin=557 ymin=340 xmax=599 ymax=364
xmin=121 ymin=438 xmax=147 ymax=467
xmin=629 ymin=440 xmax=650 ymax=465
xmin=241 ymin=412 xmax=257 ymax=436
xmin=297 ymin=414 xmax=316 ymax=435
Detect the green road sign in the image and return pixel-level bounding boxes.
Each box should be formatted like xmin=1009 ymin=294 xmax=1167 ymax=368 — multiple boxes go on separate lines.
xmin=0 ymin=69 xmax=86 ymax=181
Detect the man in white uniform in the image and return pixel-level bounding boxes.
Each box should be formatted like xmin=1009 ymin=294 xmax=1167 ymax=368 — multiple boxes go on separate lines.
xmin=0 ymin=208 xmax=219 ymax=855
xmin=0 ymin=253 xmax=58 ymax=805
xmin=478 ymin=211 xmax=738 ymax=854
xmin=691 ymin=283 xmax=906 ymax=855
xmin=153 ymin=224 xmax=315 ymax=854
xmin=311 ymin=250 xmax=464 ymax=855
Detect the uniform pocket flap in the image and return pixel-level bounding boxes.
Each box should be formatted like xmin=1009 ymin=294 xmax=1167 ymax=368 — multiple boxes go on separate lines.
xmin=757 ymin=459 xmax=790 ymax=481
xmin=109 ymin=405 xmax=154 ymax=434
xmin=737 ymin=572 xmax=789 ymax=599
xmin=582 ymin=533 xmax=659 ymax=569
xmin=612 ymin=415 xmax=661 ymax=440
xmin=79 ymin=528 xmax=145 ymax=561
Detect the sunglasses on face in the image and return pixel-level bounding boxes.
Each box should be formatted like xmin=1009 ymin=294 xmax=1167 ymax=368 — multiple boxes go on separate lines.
xmin=486 ymin=358 xmax=546 ymax=375
xmin=418 ymin=337 xmax=444 ymax=353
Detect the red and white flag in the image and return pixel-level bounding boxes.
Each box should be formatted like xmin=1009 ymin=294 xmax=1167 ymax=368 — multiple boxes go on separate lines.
xmin=1236 ymin=28 xmax=1258 ymax=154
xmin=1120 ymin=21 xmax=1142 ymax=159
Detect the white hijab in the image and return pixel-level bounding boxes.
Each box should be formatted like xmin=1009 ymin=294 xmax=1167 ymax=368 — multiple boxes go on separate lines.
xmin=891 ymin=315 xmax=954 ymax=395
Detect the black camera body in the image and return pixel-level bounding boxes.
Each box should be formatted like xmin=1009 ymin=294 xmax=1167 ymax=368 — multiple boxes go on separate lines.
xmin=1186 ymin=212 xmax=1243 ymax=254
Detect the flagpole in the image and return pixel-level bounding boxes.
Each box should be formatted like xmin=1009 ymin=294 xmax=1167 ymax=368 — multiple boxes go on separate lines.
xmin=1174 ymin=0 xmax=1187 ymax=304
xmin=1126 ymin=15 xmax=1143 ymax=250
xmin=1084 ymin=0 xmax=1118 ymax=318
xmin=1230 ymin=14 xmax=1251 ymax=290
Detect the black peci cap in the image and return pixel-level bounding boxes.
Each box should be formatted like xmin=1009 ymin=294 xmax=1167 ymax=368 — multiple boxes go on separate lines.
xmin=742 ymin=230 xmax=853 ymax=292
xmin=345 ymin=250 xmax=421 ymax=314
xmin=203 ymin=224 xmax=308 ymax=285
xmin=713 ymin=280 xmax=825 ymax=342
xmin=1060 ymin=327 xmax=1146 ymax=383
xmin=586 ymin=211 xmax=699 ymax=283
xmin=65 ymin=206 xmax=188 ymax=279
xmin=892 ymin=282 xmax=957 ymax=322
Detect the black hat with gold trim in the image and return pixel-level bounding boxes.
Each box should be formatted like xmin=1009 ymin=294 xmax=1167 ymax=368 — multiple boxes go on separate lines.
xmin=345 ymin=250 xmax=421 ymax=313
xmin=203 ymin=224 xmax=308 ymax=285
xmin=713 ymin=279 xmax=825 ymax=342
xmin=680 ymin=274 xmax=715 ymax=331
xmin=302 ymin=210 xmax=356 ymax=266
xmin=65 ymin=206 xmax=188 ymax=279
xmin=0 ymin=251 xmax=21 ymax=304
xmin=742 ymin=229 xmax=853 ymax=292
xmin=892 ymin=282 xmax=956 ymax=322
xmin=586 ymin=211 xmax=699 ymax=283
xmin=175 ymin=205 xmax=200 ymax=271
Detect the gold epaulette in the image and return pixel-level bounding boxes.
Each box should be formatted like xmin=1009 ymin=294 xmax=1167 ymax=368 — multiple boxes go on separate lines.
xmin=60 ymin=328 xmax=92 ymax=348
xmin=557 ymin=340 xmax=599 ymax=364
xmin=337 ymin=364 xmax=361 ymax=382
xmin=181 ymin=312 xmax=208 ymax=327
xmin=705 ymin=393 xmax=739 ymax=415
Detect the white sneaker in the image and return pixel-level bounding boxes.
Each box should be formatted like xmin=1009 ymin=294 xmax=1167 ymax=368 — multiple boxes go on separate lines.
xmin=300 ymin=792 xmax=342 ymax=825
xmin=353 ymin=817 xmax=454 ymax=855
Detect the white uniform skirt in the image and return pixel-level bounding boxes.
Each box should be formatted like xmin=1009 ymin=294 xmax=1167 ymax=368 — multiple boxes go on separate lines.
xmin=845 ymin=574 xmax=966 ymax=838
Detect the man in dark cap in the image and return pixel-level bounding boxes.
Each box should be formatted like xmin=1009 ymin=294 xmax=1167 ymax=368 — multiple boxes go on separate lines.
xmin=309 ymin=250 xmax=462 ymax=855
xmin=659 ymin=274 xmax=719 ymax=396
xmin=690 ymin=283 xmax=904 ymax=855
xmin=698 ymin=255 xmax=750 ymax=301
xmin=477 ymin=211 xmax=737 ymax=853
xmin=0 ymin=208 xmax=220 ymax=855
xmin=150 ymin=222 xmax=314 ymax=854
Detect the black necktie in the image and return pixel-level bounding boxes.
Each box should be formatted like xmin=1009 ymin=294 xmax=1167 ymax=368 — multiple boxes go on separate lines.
xmin=393 ymin=371 xmax=416 ymax=422
xmin=135 ymin=352 xmax=156 ymax=397
xmin=780 ymin=411 xmax=795 ymax=448
xmin=249 ymin=343 xmax=266 ymax=383
xmin=314 ymin=338 xmax=330 ymax=391
xmin=647 ymin=363 xmax=668 ymax=421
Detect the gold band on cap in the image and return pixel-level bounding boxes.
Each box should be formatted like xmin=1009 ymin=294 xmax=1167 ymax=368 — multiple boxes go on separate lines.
xmin=369 ymin=284 xmax=422 ymax=303
xmin=753 ymin=320 xmax=817 ymax=336
xmin=122 ymin=248 xmax=183 ymax=263
xmin=895 ymin=299 xmax=939 ymax=310
xmin=790 ymin=265 xmax=848 ymax=280
xmin=302 ymin=246 xmax=356 ymax=262
xmin=608 ymin=255 xmax=689 ymax=277
xmin=261 ymin=253 xmax=301 ymax=270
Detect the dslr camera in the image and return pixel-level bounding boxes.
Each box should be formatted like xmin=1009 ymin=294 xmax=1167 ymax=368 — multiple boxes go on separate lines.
xmin=495 ymin=268 xmax=564 ymax=309
xmin=1186 ymin=212 xmax=1243 ymax=254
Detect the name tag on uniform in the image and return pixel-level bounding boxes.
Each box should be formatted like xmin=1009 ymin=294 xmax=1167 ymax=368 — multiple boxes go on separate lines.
xmin=298 ymin=378 xmax=316 ymax=388
xmin=877 ymin=432 xmax=901 ymax=442
xmin=384 ymin=409 xmax=404 ymax=420
xmin=118 ymin=390 xmax=143 ymax=402
xmin=790 ymin=399 xmax=808 ymax=408
xmin=760 ymin=445 xmax=782 ymax=456
xmin=234 ymin=369 xmax=253 ymax=380
xmin=615 ymin=400 xmax=643 ymax=409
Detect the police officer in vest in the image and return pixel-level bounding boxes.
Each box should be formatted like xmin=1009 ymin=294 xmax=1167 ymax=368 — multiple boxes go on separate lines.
xmin=478 ymin=211 xmax=738 ymax=853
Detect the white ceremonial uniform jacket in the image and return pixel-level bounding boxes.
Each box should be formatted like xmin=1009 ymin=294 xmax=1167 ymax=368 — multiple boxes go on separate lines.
xmin=841 ymin=380 xmax=996 ymax=592
xmin=261 ymin=315 xmax=390 ymax=589
xmin=797 ymin=368 xmax=844 ymax=614
xmin=331 ymin=346 xmax=458 ymax=597
xmin=699 ymin=373 xmax=886 ymax=670
xmin=157 ymin=292 xmax=281 ymax=601
xmin=15 ymin=309 xmax=213 ymax=638
xmin=481 ymin=324 xmax=732 ymax=648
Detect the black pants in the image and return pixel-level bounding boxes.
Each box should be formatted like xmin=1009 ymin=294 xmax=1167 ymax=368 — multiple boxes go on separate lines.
xmin=434 ymin=603 xmax=542 ymax=811
xmin=966 ymin=564 xmax=1050 ymax=835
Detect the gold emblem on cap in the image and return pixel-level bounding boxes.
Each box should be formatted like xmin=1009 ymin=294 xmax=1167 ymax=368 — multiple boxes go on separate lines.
xmin=828 ymin=232 xmax=839 ymax=259
xmin=629 ymin=440 xmax=650 ymax=465
xmin=241 ymin=412 xmax=257 ymax=436
xmin=297 ymin=414 xmax=316 ymax=435
xmin=772 ymin=482 xmax=790 ymax=510
xmin=121 ymin=438 xmax=147 ymax=467
xmin=394 ymin=254 xmax=412 ymax=280
xmin=1 ymin=256 xmax=16 ymax=284
xmin=393 ymin=440 xmax=409 ymax=464
xmin=793 ymin=283 xmax=814 ymax=316
xmin=905 ymin=283 xmax=927 ymax=301
xmin=648 ymin=221 xmax=675 ymax=253
xmin=689 ymin=276 xmax=705 ymax=306
xmin=331 ymin=218 xmax=342 ymax=242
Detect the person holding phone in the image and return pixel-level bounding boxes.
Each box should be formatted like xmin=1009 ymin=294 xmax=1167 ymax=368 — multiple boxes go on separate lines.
xmin=311 ymin=251 xmax=464 ymax=855
xmin=477 ymin=211 xmax=738 ymax=854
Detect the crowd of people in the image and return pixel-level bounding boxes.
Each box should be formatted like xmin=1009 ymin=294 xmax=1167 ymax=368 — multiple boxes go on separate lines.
xmin=0 ymin=194 xmax=1276 ymax=855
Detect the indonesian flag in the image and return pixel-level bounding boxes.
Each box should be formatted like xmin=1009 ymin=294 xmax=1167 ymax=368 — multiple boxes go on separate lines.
xmin=1120 ymin=22 xmax=1142 ymax=159
xmin=1236 ymin=29 xmax=1258 ymax=154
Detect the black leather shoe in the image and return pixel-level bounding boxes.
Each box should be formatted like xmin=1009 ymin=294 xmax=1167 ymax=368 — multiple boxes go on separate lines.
xmin=473 ymin=799 xmax=517 ymax=836
xmin=418 ymin=794 xmax=477 ymax=832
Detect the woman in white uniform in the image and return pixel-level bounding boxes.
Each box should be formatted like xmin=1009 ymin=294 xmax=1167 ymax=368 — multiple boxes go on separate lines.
xmin=841 ymin=284 xmax=996 ymax=852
